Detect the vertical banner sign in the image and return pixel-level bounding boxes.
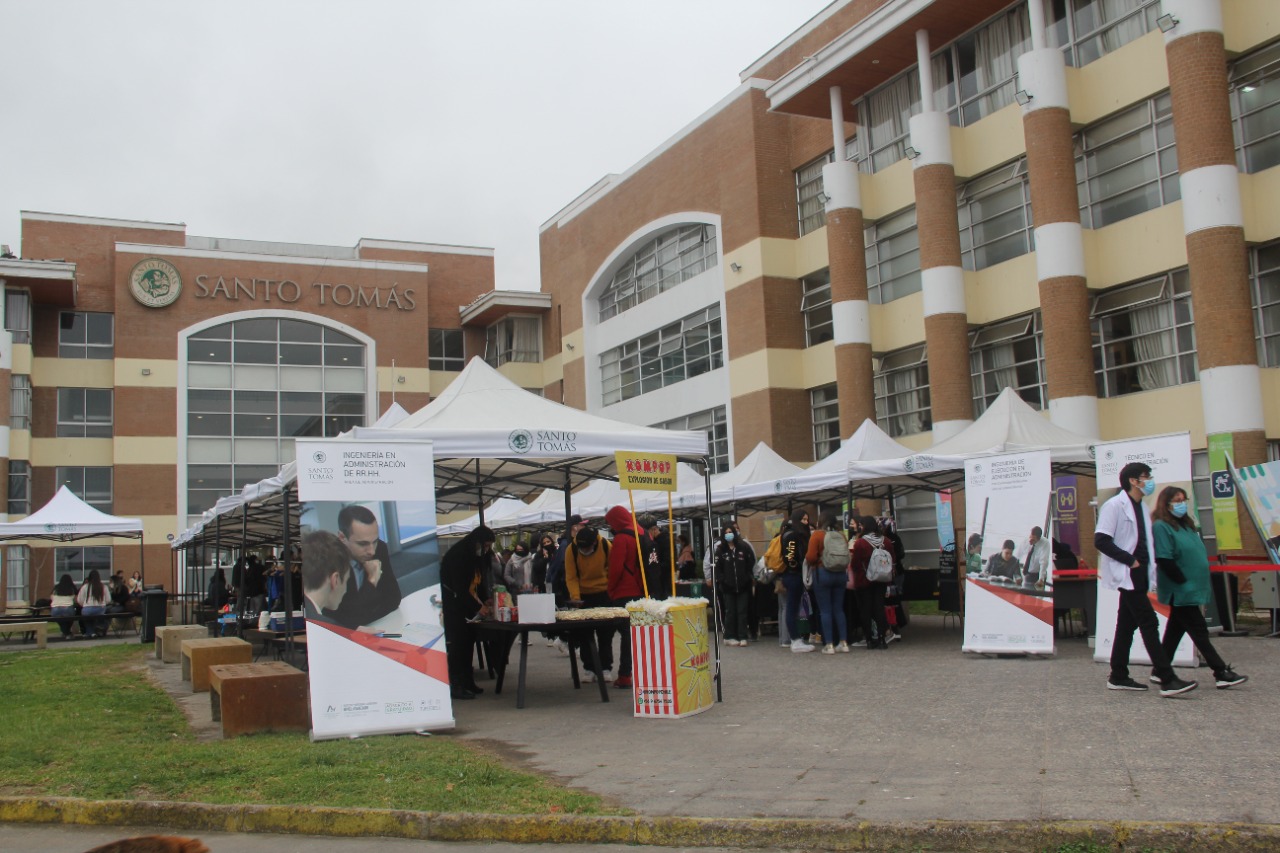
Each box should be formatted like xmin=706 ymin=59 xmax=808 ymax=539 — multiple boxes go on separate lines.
xmin=1230 ymin=458 xmax=1280 ymax=563
xmin=1091 ymin=433 xmax=1195 ymax=666
xmin=296 ymin=439 xmax=451 ymax=739
xmin=934 ymin=490 xmax=955 ymax=551
xmin=1209 ymin=434 xmax=1242 ymax=550
xmin=962 ymin=450 xmax=1055 ymax=655
xmin=1053 ymin=475 xmax=1080 ymax=555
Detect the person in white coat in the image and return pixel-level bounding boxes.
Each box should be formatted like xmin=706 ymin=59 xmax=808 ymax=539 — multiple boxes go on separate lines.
xmin=1094 ymin=462 xmax=1197 ymax=697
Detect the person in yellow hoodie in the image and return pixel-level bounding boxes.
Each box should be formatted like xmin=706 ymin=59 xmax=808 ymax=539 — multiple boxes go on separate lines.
xmin=564 ymin=525 xmax=614 ymax=682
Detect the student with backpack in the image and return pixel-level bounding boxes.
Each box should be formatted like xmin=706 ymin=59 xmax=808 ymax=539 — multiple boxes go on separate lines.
xmin=565 ymin=525 xmax=614 ymax=681
xmin=849 ymin=515 xmax=891 ymax=650
xmin=806 ymin=512 xmax=850 ymax=654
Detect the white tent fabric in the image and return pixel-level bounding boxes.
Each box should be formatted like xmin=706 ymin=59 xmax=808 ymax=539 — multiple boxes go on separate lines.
xmin=0 ymin=486 xmax=143 ymax=540
xmin=731 ymin=420 xmax=913 ymax=503
xmin=437 ymin=497 xmax=531 ymax=536
xmin=633 ymin=463 xmax=713 ymax=513
xmin=846 ymin=387 xmax=1096 ymax=490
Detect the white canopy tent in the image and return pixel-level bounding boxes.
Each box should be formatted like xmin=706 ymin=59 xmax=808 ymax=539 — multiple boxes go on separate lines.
xmin=436 ymin=497 xmax=532 ymax=537
xmin=846 ymin=388 xmax=1096 ymax=492
xmin=730 ymin=419 xmax=914 ymax=505
xmin=0 ymin=486 xmax=146 ymax=588
xmin=635 ymin=442 xmax=804 ymax=514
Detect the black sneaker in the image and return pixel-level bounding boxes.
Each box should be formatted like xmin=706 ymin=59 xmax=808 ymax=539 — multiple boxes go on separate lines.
xmin=1107 ymin=677 xmax=1147 ymax=691
xmin=1159 ymin=677 xmax=1198 ymax=697
xmin=1215 ymin=669 xmax=1248 ymax=689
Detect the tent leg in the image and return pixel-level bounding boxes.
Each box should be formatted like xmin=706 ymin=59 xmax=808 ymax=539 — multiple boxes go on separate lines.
xmin=702 ymin=458 xmax=722 ymax=703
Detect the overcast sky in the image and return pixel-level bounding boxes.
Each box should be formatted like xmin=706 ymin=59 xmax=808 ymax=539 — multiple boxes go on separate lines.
xmin=2 ymin=1 xmax=831 ymax=290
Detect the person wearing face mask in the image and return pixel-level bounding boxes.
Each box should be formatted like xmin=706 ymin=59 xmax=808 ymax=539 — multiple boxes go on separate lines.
xmin=713 ymin=523 xmax=756 ymax=646
xmin=1095 ymin=462 xmax=1197 ymax=697
xmin=440 ymin=525 xmax=496 ymax=700
xmin=565 ymin=525 xmax=615 ymax=681
xmin=1151 ymin=486 xmax=1248 ymax=689
xmin=503 ymin=540 xmax=536 ymax=593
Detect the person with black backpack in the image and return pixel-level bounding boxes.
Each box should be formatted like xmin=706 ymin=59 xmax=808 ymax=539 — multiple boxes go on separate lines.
xmin=565 ymin=525 xmax=615 ymax=682
xmin=808 ymin=512 xmax=851 ymax=653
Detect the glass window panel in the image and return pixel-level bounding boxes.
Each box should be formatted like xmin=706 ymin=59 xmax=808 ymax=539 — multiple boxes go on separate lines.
xmin=233 ymin=414 xmax=277 ymax=437
xmin=188 ymin=413 xmax=231 ymax=436
xmin=233 ymin=439 xmax=280 ymax=464
xmin=324 ymin=368 xmax=365 ymax=392
xmin=234 ymin=365 xmax=278 ymax=390
xmin=324 ymin=344 xmax=364 ymax=367
xmin=189 ymin=338 xmax=231 ymax=363
xmin=234 ymin=341 xmax=277 ymax=364
xmin=279 ymin=343 xmax=323 ymax=365
xmin=234 ymin=318 xmax=278 ymax=341
xmin=279 ymin=319 xmax=323 ymax=342
xmin=188 ymin=364 xmax=232 ymax=387
xmin=187 ymin=438 xmax=232 ymax=463
xmin=279 ymin=366 xmax=324 ymax=391
xmin=281 ymin=414 xmax=324 ymax=437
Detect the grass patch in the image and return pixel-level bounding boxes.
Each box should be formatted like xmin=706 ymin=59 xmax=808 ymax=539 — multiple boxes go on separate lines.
xmin=0 ymin=645 xmax=617 ymax=815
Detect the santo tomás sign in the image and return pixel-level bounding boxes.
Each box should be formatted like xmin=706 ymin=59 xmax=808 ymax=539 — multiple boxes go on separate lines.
xmin=615 ymin=451 xmax=677 ymax=491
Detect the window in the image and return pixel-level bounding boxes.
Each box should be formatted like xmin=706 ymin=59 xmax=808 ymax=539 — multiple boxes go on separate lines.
xmin=860 ymin=70 xmax=923 ymax=172
xmin=1047 ymin=0 xmax=1160 ymax=67
xmin=56 ymin=388 xmax=113 ymax=437
xmin=185 ymin=318 xmax=368 ymax=520
xmin=1250 ymin=240 xmax=1280 ymax=366
xmin=795 ymin=139 xmax=862 ymax=236
xmin=811 ymin=384 xmax=841 ymax=460
xmin=1077 ymin=93 xmax=1178 ymax=228
xmin=10 ymin=375 xmax=30 ymax=430
xmin=5 ymin=545 xmax=30 ymax=602
xmin=600 ymin=305 xmax=723 ymax=405
xmin=58 ymin=311 xmax=114 ymax=359
xmin=8 ymin=461 xmax=30 ymax=516
xmin=428 ymin=328 xmax=465 ymax=371
xmin=970 ymin=313 xmax=1046 ymax=415
xmin=598 ymin=224 xmax=718 ymax=321
xmin=54 ymin=546 xmax=112 ymax=586
xmin=943 ymin=4 xmax=1032 ymax=126
xmin=875 ymin=344 xmax=931 ymax=437
xmin=801 ymin=270 xmax=833 ymax=346
xmin=653 ymin=407 xmax=729 ymax=474
xmin=865 ymin=208 xmax=921 ymax=304
xmin=55 ymin=467 xmax=113 ymax=513
xmin=959 ymin=160 xmax=1032 ymax=270
xmin=1230 ymin=41 xmax=1280 ymax=175
xmin=484 ymin=316 xmax=541 ymax=366
xmin=1092 ymin=269 xmax=1196 ymax=398
xmin=5 ymin=289 xmax=31 ymax=345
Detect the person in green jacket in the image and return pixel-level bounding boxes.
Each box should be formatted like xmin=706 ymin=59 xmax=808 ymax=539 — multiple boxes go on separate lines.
xmin=1152 ymin=486 xmax=1248 ymax=689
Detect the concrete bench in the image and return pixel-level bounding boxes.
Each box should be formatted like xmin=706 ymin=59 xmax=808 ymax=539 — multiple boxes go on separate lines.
xmin=0 ymin=621 xmax=47 ymax=649
xmin=209 ymin=661 xmax=310 ymax=737
xmin=181 ymin=637 xmax=252 ymax=692
xmin=155 ymin=625 xmax=209 ymax=663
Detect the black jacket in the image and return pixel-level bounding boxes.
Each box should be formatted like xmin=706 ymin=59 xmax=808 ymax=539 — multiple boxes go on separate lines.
xmin=713 ymin=540 xmax=757 ymax=594
xmin=440 ymin=531 xmax=492 ymax=622
xmin=325 ymin=539 xmax=402 ymax=629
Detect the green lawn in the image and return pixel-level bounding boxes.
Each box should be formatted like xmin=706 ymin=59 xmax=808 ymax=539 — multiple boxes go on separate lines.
xmin=0 ymin=645 xmax=617 ymax=815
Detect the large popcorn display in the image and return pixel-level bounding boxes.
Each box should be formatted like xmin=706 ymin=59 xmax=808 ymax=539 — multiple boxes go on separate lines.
xmin=626 ymin=597 xmax=713 ymax=719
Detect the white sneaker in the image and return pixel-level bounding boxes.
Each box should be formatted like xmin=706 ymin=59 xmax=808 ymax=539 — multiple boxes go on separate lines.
xmin=836 ymin=641 xmax=850 ymax=653
xmin=790 ymin=639 xmax=815 ymax=653
xmin=851 ymin=639 xmax=868 ymax=648
xmin=584 ymin=668 xmax=613 ymax=683
xmin=821 ymin=644 xmax=835 ymax=655
xmin=554 ymin=639 xmax=569 ymax=656
xmin=886 ymin=630 xmax=901 ymax=644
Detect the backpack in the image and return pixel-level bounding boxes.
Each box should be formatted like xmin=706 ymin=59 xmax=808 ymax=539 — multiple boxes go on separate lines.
xmin=763 ymin=534 xmax=785 ymax=574
xmin=866 ymin=542 xmax=895 ymax=583
xmin=820 ymin=529 xmax=849 ymax=571
xmin=752 ymin=556 xmax=774 ymax=585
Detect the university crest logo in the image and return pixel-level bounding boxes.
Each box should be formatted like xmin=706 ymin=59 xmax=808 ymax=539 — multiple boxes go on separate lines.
xmin=129 ymin=258 xmax=182 ymax=308
xmin=508 ymin=429 xmax=533 ymax=454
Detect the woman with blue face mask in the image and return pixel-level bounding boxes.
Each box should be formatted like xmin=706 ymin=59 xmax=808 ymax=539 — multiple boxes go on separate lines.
xmin=713 ymin=523 xmax=756 ymax=646
xmin=1152 ymin=486 xmax=1248 ymax=689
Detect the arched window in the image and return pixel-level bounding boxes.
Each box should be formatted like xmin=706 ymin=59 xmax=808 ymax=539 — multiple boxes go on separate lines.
xmin=597 ymin=223 xmax=718 ymax=321
xmin=184 ymin=316 xmax=369 ymax=520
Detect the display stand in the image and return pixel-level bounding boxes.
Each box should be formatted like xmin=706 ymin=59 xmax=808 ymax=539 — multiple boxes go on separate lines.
xmin=628 ymin=599 xmax=713 ymax=719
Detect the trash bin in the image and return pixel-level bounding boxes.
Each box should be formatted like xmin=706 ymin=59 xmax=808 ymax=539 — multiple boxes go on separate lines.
xmin=140 ymin=587 xmax=168 ymax=643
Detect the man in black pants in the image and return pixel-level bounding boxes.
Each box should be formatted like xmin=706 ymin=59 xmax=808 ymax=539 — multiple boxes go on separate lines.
xmin=1094 ymin=462 xmax=1196 ymax=697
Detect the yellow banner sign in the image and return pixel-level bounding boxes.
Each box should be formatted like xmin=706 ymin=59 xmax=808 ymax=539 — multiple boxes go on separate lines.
xmin=615 ymin=451 xmax=678 ymax=491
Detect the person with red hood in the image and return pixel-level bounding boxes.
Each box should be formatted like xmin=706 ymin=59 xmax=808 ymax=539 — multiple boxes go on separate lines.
xmin=606 ymin=504 xmax=650 ymax=689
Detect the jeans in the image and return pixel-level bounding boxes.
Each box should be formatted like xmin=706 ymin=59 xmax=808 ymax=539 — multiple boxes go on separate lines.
xmin=814 ymin=570 xmax=848 ymax=644
xmin=80 ymin=605 xmax=106 ymax=638
xmin=51 ymin=605 xmax=75 ymax=637
xmin=1163 ymin=604 xmax=1227 ymax=674
xmin=776 ymin=586 xmax=790 ymax=643
xmin=779 ymin=571 xmax=805 ymax=641
xmin=721 ymin=589 xmax=750 ymax=641
xmin=1111 ymin=585 xmax=1174 ymax=683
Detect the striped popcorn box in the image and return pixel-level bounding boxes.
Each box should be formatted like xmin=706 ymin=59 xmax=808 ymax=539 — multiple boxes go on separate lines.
xmin=627 ymin=599 xmax=713 ymax=719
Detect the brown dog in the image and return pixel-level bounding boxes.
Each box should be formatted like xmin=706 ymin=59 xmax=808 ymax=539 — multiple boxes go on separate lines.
xmin=83 ymin=836 xmax=210 ymax=853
